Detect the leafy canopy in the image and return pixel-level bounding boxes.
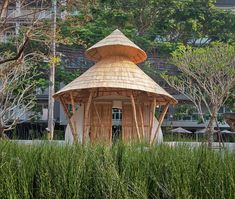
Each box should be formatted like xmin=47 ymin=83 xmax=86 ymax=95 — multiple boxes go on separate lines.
xmin=59 ymin=0 xmax=235 ymax=54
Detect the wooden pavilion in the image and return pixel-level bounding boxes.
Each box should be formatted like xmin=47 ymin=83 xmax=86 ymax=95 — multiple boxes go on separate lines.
xmin=54 ymin=29 xmax=177 ymax=144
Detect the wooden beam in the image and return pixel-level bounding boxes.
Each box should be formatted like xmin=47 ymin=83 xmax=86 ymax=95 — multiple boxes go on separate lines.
xmin=149 ymin=98 xmax=156 ymax=141
xmin=70 ymin=92 xmax=76 ymax=114
xmin=83 ymin=91 xmax=93 ymax=144
xmin=150 ymin=103 xmax=169 ymax=145
xmin=138 ymin=104 xmax=145 ymax=139
xmin=60 ymin=97 xmax=77 ymax=144
xmin=70 ymin=92 xmax=78 ymax=143
xmin=130 ymin=94 xmax=140 ymax=140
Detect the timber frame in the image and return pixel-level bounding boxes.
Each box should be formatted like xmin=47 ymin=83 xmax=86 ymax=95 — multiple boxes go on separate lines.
xmin=58 ymin=89 xmax=170 ymax=144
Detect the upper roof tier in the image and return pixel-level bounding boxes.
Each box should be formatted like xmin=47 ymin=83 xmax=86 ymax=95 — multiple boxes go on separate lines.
xmin=85 ymin=29 xmax=147 ymax=64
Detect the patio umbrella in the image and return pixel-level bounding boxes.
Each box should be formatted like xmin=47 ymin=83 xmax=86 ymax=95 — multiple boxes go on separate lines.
xmin=171 ymin=127 xmax=192 ymax=134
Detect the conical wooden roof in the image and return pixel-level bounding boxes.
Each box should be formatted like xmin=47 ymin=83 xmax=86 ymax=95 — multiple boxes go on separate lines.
xmin=85 ymin=29 xmax=147 ymax=64
xmin=54 ymin=30 xmax=177 ymax=104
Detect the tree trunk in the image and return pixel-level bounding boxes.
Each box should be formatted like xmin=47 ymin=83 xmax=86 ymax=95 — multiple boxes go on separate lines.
xmin=0 ymin=125 xmax=7 ymax=140
xmin=0 ymin=125 xmax=3 ymax=139
xmin=206 ymin=107 xmax=217 ymax=148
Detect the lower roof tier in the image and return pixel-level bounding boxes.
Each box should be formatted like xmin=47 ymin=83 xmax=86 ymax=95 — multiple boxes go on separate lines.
xmin=54 ymin=56 xmax=177 ymax=105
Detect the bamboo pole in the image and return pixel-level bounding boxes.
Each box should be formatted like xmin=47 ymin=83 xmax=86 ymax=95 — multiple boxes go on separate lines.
xmin=130 ymin=94 xmax=140 ymax=140
xmin=70 ymin=92 xmax=76 ymax=114
xmin=149 ymin=98 xmax=156 ymax=140
xmin=83 ymin=91 xmax=93 ymax=144
xmin=138 ymin=104 xmax=145 ymax=139
xmin=70 ymin=92 xmax=78 ymax=142
xmin=59 ymin=97 xmax=77 ymax=144
xmin=60 ymin=97 xmax=71 ymax=118
xmin=150 ymin=103 xmax=169 ymax=145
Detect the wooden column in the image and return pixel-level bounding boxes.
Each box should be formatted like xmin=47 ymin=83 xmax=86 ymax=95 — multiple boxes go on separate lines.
xmin=70 ymin=92 xmax=78 ymax=142
xmin=149 ymin=97 xmax=156 ymax=140
xmin=138 ymin=104 xmax=145 ymax=139
xmin=130 ymin=93 xmax=140 ymax=140
xmin=150 ymin=103 xmax=169 ymax=145
xmin=83 ymin=91 xmax=93 ymax=144
xmin=59 ymin=96 xmax=77 ymax=144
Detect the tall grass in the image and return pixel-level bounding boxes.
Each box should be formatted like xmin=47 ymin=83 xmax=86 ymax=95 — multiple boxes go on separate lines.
xmin=0 ymin=142 xmax=235 ymax=199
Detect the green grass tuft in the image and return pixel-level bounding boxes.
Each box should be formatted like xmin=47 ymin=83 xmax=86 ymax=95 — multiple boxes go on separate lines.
xmin=0 ymin=141 xmax=234 ymax=199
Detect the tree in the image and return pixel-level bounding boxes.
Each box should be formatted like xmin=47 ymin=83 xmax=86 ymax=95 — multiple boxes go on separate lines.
xmin=162 ymin=43 xmax=235 ymax=147
xmin=0 ymin=58 xmax=37 ymax=139
xmin=0 ymin=0 xmax=51 ymax=139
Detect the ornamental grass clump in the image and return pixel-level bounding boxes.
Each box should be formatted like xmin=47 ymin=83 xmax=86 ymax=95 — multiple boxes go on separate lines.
xmin=0 ymin=142 xmax=235 ymax=199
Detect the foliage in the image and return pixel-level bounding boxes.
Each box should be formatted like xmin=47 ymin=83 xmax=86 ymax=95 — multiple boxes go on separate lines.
xmin=0 ymin=142 xmax=235 ymax=198
xmin=55 ymin=65 xmax=80 ymax=90
xmin=153 ymin=0 xmax=235 ymax=44
xmin=59 ymin=0 xmax=235 ymax=53
xmin=173 ymin=104 xmax=196 ymax=120
xmin=141 ymin=61 xmax=158 ymax=79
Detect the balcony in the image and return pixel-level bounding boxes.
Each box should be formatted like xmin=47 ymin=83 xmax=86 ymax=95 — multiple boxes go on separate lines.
xmin=163 ymin=113 xmax=230 ymax=128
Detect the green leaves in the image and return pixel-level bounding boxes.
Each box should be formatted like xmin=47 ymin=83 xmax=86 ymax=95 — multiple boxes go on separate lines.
xmin=60 ymin=0 xmax=235 ymax=54
xmin=172 ymin=42 xmax=235 ymax=77
xmin=48 ymin=56 xmax=61 ymax=65
xmin=55 ymin=65 xmax=80 ymax=90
